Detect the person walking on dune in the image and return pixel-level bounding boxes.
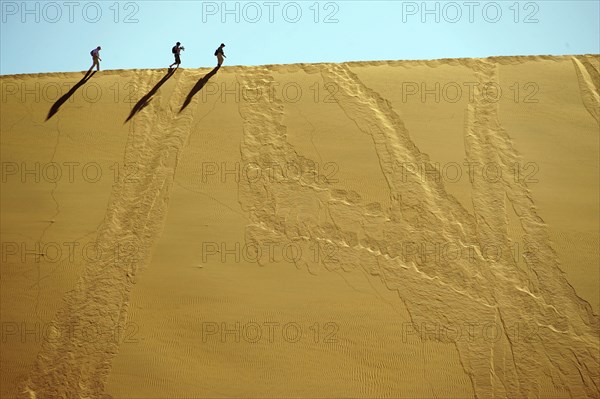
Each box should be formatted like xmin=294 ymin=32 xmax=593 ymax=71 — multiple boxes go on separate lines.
xmin=215 ymin=43 xmax=226 ymax=67
xmin=89 ymin=46 xmax=102 ymax=72
xmin=170 ymin=42 xmax=185 ymax=69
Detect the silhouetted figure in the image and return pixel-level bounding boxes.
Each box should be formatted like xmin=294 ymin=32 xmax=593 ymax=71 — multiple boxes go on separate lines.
xmin=215 ymin=43 xmax=226 ymax=67
xmin=170 ymin=42 xmax=185 ymax=69
xmin=89 ymin=46 xmax=102 ymax=72
xmin=125 ymin=69 xmax=176 ymax=122
xmin=46 ymin=70 xmax=96 ymax=120
xmin=179 ymin=66 xmax=220 ymax=113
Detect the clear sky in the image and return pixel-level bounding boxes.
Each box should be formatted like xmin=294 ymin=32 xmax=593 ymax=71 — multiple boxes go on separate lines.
xmin=1 ymin=0 xmax=599 ymax=75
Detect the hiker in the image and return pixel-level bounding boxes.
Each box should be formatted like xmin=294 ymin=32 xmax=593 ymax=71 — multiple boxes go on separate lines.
xmin=215 ymin=43 xmax=226 ymax=67
xmin=89 ymin=46 xmax=102 ymax=72
xmin=170 ymin=42 xmax=185 ymax=69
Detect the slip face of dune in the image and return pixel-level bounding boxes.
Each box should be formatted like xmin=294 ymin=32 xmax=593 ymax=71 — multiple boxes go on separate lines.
xmin=1 ymin=55 xmax=598 ymax=398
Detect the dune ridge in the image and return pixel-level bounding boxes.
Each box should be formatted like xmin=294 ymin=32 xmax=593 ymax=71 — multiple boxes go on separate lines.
xmin=3 ymin=53 xmax=598 ymax=79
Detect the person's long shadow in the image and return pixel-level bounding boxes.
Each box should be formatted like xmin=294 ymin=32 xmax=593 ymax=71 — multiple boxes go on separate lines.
xmin=46 ymin=70 xmax=96 ymax=121
xmin=179 ymin=66 xmax=220 ymax=113
xmin=125 ymin=68 xmax=176 ymax=123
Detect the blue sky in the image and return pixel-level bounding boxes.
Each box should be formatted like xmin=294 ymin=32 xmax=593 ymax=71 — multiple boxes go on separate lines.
xmin=1 ymin=0 xmax=599 ymax=75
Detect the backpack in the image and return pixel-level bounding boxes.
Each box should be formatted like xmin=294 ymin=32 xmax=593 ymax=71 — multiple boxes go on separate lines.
xmin=172 ymin=46 xmax=177 ymax=54
xmin=90 ymin=50 xmax=94 ymax=56
xmin=214 ymin=49 xmax=218 ymax=56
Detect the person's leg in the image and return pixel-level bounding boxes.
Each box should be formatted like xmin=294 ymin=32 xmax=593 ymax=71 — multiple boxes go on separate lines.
xmin=217 ymin=54 xmax=223 ymax=66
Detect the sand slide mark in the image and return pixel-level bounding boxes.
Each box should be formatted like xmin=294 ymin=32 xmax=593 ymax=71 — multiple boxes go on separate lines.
xmin=22 ymin=69 xmax=204 ymax=398
xmin=465 ymin=59 xmax=600 ymax=398
xmin=236 ymin=63 xmax=599 ymax=399
xmin=572 ymin=55 xmax=600 ymax=123
xmin=236 ymin=65 xmax=499 ymax=398
xmin=321 ymin=63 xmax=513 ymax=398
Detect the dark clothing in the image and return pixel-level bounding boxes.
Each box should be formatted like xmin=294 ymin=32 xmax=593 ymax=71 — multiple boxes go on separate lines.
xmin=215 ymin=47 xmax=224 ymax=56
xmin=174 ymin=53 xmax=181 ymax=64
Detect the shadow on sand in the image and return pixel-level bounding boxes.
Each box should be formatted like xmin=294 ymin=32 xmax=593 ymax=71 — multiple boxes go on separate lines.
xmin=179 ymin=66 xmax=220 ymax=113
xmin=46 ymin=70 xmax=96 ymax=121
xmin=125 ymin=68 xmax=176 ymax=123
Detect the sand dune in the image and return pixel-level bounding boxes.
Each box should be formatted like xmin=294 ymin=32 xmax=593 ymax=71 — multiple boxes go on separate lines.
xmin=1 ymin=55 xmax=598 ymax=398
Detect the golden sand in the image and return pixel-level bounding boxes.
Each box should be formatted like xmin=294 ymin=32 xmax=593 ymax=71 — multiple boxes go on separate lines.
xmin=1 ymin=55 xmax=598 ymax=398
